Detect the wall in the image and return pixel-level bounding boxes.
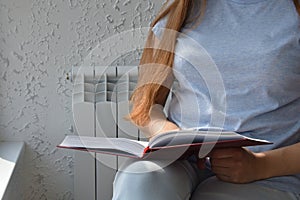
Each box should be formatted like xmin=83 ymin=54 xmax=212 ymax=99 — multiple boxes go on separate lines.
xmin=0 ymin=0 xmax=164 ymax=199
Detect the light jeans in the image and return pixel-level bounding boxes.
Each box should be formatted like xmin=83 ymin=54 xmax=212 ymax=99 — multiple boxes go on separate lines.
xmin=112 ymin=159 xmax=299 ymax=200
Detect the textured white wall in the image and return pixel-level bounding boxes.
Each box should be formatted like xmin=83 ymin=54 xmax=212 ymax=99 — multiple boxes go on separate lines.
xmin=0 ymin=0 xmax=164 ymax=199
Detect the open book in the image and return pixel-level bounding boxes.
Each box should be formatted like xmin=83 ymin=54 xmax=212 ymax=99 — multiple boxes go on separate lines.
xmin=57 ymin=128 xmax=272 ymax=160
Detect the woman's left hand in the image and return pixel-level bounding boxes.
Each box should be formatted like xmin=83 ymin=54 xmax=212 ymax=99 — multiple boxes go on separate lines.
xmin=206 ymin=142 xmax=300 ymax=183
xmin=208 ymin=147 xmax=261 ymax=183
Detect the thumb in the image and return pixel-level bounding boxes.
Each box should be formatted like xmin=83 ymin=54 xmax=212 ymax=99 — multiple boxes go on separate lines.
xmin=197 ymin=157 xmax=211 ymax=170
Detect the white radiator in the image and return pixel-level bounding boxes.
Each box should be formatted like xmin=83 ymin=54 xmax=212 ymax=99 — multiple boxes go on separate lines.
xmin=71 ymin=66 xmax=141 ymax=200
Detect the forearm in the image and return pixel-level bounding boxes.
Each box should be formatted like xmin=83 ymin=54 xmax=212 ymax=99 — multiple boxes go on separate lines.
xmin=255 ymin=142 xmax=300 ymax=180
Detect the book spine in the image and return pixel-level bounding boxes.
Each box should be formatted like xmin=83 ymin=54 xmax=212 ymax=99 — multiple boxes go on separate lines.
xmin=143 ymin=146 xmax=151 ymax=154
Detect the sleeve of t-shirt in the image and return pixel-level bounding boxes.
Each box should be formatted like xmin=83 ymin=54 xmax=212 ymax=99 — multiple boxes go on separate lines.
xmin=151 ymin=0 xmax=175 ymax=39
xmin=151 ymin=15 xmax=168 ymax=40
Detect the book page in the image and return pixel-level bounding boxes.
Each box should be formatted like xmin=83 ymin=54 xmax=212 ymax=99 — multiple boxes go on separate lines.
xmin=149 ymin=129 xmax=245 ymax=148
xmin=59 ymin=135 xmax=149 ymax=157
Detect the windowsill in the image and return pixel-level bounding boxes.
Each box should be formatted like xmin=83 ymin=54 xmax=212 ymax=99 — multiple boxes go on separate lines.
xmin=0 ymin=141 xmax=24 ymax=199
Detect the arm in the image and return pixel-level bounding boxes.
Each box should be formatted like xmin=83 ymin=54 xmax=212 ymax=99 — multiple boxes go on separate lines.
xmin=208 ymin=142 xmax=300 ymax=183
xmin=256 ymin=142 xmax=300 ymax=179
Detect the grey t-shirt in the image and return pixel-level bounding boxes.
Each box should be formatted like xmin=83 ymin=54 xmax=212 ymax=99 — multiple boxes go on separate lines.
xmin=153 ymin=0 xmax=300 ymax=194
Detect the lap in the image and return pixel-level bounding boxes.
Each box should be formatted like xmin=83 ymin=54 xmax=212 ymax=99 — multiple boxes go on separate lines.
xmin=113 ymin=159 xmax=299 ymax=200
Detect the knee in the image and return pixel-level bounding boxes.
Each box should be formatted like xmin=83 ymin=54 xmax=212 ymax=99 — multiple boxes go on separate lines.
xmin=114 ymin=160 xmax=166 ymax=188
xmin=113 ymin=160 xmax=193 ymax=200
xmin=113 ymin=160 xmax=173 ymax=192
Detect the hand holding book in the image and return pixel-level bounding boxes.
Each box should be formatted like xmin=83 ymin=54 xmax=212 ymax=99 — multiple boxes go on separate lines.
xmin=137 ymin=104 xmax=180 ymax=140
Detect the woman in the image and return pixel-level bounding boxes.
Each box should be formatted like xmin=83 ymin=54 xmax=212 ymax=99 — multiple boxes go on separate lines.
xmin=113 ymin=0 xmax=300 ymax=199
